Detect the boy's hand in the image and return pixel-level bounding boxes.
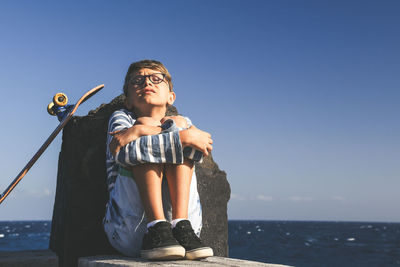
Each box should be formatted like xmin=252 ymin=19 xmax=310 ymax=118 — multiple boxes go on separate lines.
xmin=179 ymin=126 xmax=213 ymax=156
xmin=161 ymin=116 xmax=188 ymax=128
xmin=109 ymin=127 xmax=140 ymax=156
xmin=109 ymin=124 xmax=163 ymax=156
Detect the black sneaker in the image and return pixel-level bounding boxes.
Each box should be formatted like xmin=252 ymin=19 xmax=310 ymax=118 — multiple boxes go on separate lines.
xmin=141 ymin=221 xmax=185 ymax=260
xmin=172 ymin=220 xmax=213 ymax=260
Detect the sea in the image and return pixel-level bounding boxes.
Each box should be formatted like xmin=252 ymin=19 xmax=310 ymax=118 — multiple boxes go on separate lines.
xmin=0 ymin=220 xmax=399 ymax=267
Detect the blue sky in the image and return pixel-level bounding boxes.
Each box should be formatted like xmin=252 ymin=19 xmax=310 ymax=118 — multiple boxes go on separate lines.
xmin=0 ymin=0 xmax=399 ymax=222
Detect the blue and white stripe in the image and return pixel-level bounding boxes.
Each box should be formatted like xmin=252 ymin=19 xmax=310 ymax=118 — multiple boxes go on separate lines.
xmin=106 ymin=109 xmax=204 ymax=190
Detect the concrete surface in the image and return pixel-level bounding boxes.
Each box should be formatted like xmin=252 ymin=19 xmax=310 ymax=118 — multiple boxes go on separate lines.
xmin=78 ymin=255 xmax=293 ymax=267
xmin=0 ymin=250 xmax=293 ymax=267
xmin=0 ymin=250 xmax=58 ymax=267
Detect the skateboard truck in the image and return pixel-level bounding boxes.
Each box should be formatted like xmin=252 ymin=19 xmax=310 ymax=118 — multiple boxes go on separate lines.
xmin=47 ymin=93 xmax=74 ymax=122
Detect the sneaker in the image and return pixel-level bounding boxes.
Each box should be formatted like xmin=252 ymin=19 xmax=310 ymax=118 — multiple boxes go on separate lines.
xmin=172 ymin=220 xmax=214 ymax=260
xmin=141 ymin=221 xmax=185 ymax=260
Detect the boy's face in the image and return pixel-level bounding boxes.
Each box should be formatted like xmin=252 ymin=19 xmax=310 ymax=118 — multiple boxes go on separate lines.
xmin=125 ymin=68 xmax=175 ymax=111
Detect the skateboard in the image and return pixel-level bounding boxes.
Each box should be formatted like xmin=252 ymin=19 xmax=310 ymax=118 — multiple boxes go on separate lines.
xmin=0 ymin=84 xmax=105 ymax=205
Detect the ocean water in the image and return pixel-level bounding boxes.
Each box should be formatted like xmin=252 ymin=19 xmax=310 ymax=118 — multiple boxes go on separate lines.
xmin=229 ymin=221 xmax=400 ymax=267
xmin=0 ymin=220 xmax=399 ymax=267
xmin=0 ymin=221 xmax=51 ymax=251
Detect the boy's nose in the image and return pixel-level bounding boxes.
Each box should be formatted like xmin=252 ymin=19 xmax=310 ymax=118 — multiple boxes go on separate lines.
xmin=144 ymin=76 xmax=153 ymax=86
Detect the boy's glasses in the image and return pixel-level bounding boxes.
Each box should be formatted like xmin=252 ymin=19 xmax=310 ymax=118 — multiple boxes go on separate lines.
xmin=130 ymin=73 xmax=166 ymax=86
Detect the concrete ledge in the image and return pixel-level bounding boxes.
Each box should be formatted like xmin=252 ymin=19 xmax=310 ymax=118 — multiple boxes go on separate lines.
xmin=78 ymin=255 xmax=292 ymax=267
xmin=0 ymin=250 xmax=292 ymax=267
xmin=0 ymin=250 xmax=58 ymax=267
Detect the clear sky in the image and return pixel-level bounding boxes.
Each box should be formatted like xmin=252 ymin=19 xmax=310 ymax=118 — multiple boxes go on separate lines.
xmin=0 ymin=0 xmax=399 ymax=222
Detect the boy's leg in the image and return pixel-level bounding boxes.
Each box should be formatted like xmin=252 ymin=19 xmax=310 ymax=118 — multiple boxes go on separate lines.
xmin=164 ymin=159 xmax=213 ymax=260
xmin=164 ymin=158 xmax=194 ymax=220
xmin=130 ymin=163 xmax=165 ymax=222
xmin=130 ymin=163 xmax=185 ymax=260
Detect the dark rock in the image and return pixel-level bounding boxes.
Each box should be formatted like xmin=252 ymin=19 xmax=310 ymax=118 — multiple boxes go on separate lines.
xmin=50 ymin=94 xmax=230 ymax=267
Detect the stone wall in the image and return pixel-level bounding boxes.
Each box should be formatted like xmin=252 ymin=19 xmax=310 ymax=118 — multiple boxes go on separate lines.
xmin=50 ymin=95 xmax=230 ymax=267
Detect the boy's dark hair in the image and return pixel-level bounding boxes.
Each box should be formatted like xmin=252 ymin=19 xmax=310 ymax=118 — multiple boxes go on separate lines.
xmin=123 ymin=59 xmax=173 ymax=96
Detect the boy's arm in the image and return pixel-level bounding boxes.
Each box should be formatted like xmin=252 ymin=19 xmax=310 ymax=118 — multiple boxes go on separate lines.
xmin=109 ymin=124 xmax=163 ymax=156
xmin=162 ymin=116 xmax=208 ymax=163
xmin=115 ymin=130 xmax=184 ymax=167
xmin=108 ymin=111 xmax=212 ymax=167
xmin=181 ymin=116 xmax=205 ymax=162
xmin=108 ymin=111 xmax=180 ymax=166
xmin=114 ymin=126 xmax=212 ymax=167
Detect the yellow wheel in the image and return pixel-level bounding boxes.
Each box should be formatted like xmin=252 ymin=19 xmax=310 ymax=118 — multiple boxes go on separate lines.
xmin=53 ymin=93 xmax=68 ymax=107
xmin=47 ymin=102 xmax=56 ymax=116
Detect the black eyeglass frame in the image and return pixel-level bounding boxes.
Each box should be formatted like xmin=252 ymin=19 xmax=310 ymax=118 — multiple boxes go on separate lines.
xmin=129 ymin=73 xmax=167 ymax=86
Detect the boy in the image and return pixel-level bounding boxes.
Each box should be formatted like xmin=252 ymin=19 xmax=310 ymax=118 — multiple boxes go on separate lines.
xmin=103 ymin=60 xmax=214 ymax=260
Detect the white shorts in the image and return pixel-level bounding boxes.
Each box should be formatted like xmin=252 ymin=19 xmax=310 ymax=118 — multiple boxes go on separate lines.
xmin=103 ymin=168 xmax=203 ymax=257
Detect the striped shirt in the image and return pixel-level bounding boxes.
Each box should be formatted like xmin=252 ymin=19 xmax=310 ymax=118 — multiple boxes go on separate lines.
xmin=106 ymin=109 xmax=203 ymax=191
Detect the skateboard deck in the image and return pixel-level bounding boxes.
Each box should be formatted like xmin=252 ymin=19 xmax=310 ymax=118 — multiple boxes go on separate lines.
xmin=0 ymin=84 xmax=104 ymax=205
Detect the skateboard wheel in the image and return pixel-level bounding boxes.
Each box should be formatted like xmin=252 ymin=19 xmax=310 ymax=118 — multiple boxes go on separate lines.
xmin=47 ymin=102 xmax=56 ymax=116
xmin=53 ymin=93 xmax=68 ymax=107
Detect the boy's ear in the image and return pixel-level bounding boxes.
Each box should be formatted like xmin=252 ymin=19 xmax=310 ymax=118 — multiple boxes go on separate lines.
xmin=167 ymin=91 xmax=176 ymax=105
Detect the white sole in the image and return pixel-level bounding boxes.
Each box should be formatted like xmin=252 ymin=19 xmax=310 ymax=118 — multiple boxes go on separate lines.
xmin=141 ymin=245 xmax=185 ymax=260
xmin=185 ymin=247 xmax=214 ymax=260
